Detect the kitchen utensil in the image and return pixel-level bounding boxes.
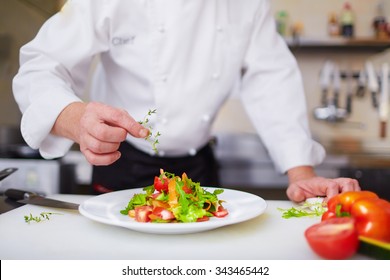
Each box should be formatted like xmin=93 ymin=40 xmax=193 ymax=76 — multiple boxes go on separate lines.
xmin=366 ymin=61 xmax=379 ymax=108
xmin=4 ymin=188 xmax=79 ymax=210
xmin=379 ymin=62 xmax=389 ymax=138
xmin=0 ymin=168 xmax=17 ymax=182
xmin=332 ymin=63 xmax=341 ymax=108
xmin=345 ymin=69 xmax=354 ymax=114
xmin=356 ymin=69 xmax=366 ymax=97
xmin=319 ymin=60 xmax=333 ymax=106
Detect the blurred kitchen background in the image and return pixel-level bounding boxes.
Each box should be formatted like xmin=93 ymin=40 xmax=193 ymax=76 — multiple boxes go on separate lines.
xmin=1 ymin=0 xmax=390 ymax=200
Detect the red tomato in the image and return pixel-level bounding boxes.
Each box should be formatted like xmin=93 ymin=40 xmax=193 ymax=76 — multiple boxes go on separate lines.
xmin=182 ymin=185 xmax=192 ymax=194
xmin=321 ymin=211 xmax=337 ymax=221
xmin=134 ymin=206 xmax=153 ymax=223
xmin=154 ymin=176 xmax=169 ymax=192
xmin=196 ymin=216 xmax=210 ymax=222
xmin=350 ymin=198 xmax=390 ymax=243
xmin=212 ymin=206 xmax=229 ymax=218
xmin=305 ymin=217 xmax=359 ymax=260
xmin=327 ymin=191 xmax=378 ymax=213
xmin=151 ymin=207 xmax=175 ymax=221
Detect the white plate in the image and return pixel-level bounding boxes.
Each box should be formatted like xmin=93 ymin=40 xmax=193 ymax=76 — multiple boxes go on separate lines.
xmin=79 ymin=188 xmax=267 ymax=234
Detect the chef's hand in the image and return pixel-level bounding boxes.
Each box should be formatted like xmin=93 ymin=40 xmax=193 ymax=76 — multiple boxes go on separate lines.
xmin=52 ymin=101 xmax=149 ymax=165
xmin=286 ymin=166 xmax=361 ymax=203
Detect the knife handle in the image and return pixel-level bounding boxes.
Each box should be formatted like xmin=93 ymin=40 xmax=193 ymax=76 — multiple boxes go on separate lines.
xmin=4 ymin=189 xmax=35 ymax=201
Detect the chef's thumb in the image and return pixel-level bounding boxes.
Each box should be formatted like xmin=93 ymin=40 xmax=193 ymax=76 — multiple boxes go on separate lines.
xmin=95 ymin=103 xmax=150 ymax=139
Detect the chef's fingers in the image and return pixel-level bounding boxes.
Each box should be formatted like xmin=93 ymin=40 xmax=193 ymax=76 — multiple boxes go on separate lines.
xmin=85 ymin=102 xmax=149 ymax=138
xmin=82 ymin=149 xmax=121 ymax=166
xmin=286 ymin=186 xmax=307 ymax=203
xmin=287 ymin=177 xmax=338 ymax=202
xmin=81 ymin=133 xmax=122 ymax=154
xmin=333 ymin=177 xmax=361 ymax=192
xmin=287 ymin=177 xmax=361 ymax=203
xmin=86 ymin=121 xmax=128 ymax=143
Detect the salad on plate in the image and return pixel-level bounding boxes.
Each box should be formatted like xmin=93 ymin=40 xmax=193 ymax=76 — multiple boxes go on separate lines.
xmin=120 ymin=169 xmax=228 ymax=223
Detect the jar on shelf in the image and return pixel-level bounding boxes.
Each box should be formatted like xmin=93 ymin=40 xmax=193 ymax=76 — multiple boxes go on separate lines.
xmin=275 ymin=10 xmax=289 ymax=36
xmin=328 ymin=12 xmax=339 ymax=37
xmin=340 ymin=2 xmax=355 ymax=38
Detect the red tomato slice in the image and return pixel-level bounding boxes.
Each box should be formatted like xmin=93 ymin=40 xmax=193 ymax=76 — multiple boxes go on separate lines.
xmin=134 ymin=206 xmax=153 ymax=223
xmin=154 ymin=176 xmax=169 ymax=192
xmin=305 ymin=217 xmax=359 ymax=260
xmin=212 ymin=206 xmax=229 ymax=218
xmin=196 ymin=216 xmax=210 ymax=222
xmin=151 ymin=207 xmax=175 ymax=220
xmin=182 ymin=185 xmax=192 ymax=194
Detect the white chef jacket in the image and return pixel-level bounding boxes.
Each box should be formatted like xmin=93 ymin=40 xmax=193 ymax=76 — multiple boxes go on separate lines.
xmin=12 ymin=0 xmax=325 ymax=173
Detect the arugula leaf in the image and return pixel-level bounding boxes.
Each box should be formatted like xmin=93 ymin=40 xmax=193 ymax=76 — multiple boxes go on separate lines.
xmin=278 ymin=199 xmax=326 ymax=219
xmin=120 ymin=193 xmax=148 ymax=215
xmin=24 ymin=212 xmax=62 ymax=224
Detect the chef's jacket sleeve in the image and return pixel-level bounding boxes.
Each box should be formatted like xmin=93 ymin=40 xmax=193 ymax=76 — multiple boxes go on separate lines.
xmin=12 ymin=0 xmax=108 ymax=159
xmin=239 ymin=0 xmax=325 ymax=173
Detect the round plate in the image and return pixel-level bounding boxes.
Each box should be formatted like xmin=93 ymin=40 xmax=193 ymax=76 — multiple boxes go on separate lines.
xmin=79 ymin=188 xmax=267 ymax=234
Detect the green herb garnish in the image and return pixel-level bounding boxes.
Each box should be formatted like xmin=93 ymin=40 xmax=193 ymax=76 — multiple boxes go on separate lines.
xmin=24 ymin=212 xmax=62 ymax=224
xmin=278 ymin=199 xmax=326 ymax=219
xmin=138 ymin=109 xmax=161 ymax=154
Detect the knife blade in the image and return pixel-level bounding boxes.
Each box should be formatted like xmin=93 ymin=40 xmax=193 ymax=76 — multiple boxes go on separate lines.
xmin=0 ymin=168 xmax=18 ymax=182
xmin=319 ymin=60 xmax=333 ymax=106
xmin=4 ymin=188 xmax=79 ymax=210
xmin=379 ymin=62 xmax=389 ymax=138
xmin=332 ymin=63 xmax=341 ymax=108
xmin=366 ymin=61 xmax=379 ymax=108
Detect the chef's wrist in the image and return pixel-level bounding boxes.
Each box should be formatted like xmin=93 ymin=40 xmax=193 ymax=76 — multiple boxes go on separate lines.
xmin=51 ymin=101 xmax=86 ymax=143
xmin=287 ymin=165 xmax=316 ymax=183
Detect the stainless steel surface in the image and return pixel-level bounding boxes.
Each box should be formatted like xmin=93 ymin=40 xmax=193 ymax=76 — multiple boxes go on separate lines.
xmin=313 ymin=61 xmax=349 ymax=122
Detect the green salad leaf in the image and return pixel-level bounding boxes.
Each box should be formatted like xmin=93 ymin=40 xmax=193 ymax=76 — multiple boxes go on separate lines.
xmin=278 ymin=199 xmax=327 ymax=219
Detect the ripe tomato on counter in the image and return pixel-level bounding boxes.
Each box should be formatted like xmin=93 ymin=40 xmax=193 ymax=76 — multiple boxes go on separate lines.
xmin=321 ymin=191 xmax=390 ymax=243
xmin=305 ymin=217 xmax=359 ymax=260
xmin=326 ymin=191 xmax=379 ymax=213
xmin=351 ymin=198 xmax=390 ymax=243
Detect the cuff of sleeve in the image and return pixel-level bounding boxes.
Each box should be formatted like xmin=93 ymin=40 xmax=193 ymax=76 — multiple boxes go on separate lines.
xmin=20 ymin=91 xmax=81 ymax=159
xmin=271 ymin=140 xmax=326 ymax=174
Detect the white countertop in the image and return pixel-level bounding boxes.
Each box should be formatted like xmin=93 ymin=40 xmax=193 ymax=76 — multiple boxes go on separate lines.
xmin=0 ymin=194 xmax=370 ymax=260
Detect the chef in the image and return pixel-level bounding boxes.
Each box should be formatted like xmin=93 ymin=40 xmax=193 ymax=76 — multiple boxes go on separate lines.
xmin=12 ymin=0 xmax=360 ymax=201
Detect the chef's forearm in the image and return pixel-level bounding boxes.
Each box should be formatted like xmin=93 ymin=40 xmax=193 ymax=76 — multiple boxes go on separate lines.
xmin=287 ymin=166 xmax=317 ymax=184
xmin=51 ymin=101 xmax=86 ymax=144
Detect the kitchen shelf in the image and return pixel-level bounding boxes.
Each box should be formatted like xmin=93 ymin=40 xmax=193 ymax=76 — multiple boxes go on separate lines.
xmin=286 ymin=36 xmax=390 ymax=51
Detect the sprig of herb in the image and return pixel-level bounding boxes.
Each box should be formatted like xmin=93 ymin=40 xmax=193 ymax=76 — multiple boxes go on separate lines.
xmin=24 ymin=212 xmax=62 ymax=224
xmin=278 ymin=199 xmax=327 ymax=219
xmin=138 ymin=109 xmax=161 ymax=154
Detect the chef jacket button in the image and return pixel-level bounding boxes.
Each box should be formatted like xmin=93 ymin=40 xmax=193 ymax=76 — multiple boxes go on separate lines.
xmin=202 ymin=114 xmax=211 ymax=122
xmin=188 ymin=148 xmax=197 ymax=156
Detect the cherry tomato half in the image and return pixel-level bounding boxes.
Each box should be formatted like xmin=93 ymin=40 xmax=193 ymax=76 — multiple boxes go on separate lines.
xmin=154 ymin=176 xmax=169 ymax=192
xmin=305 ymin=217 xmax=359 ymax=260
